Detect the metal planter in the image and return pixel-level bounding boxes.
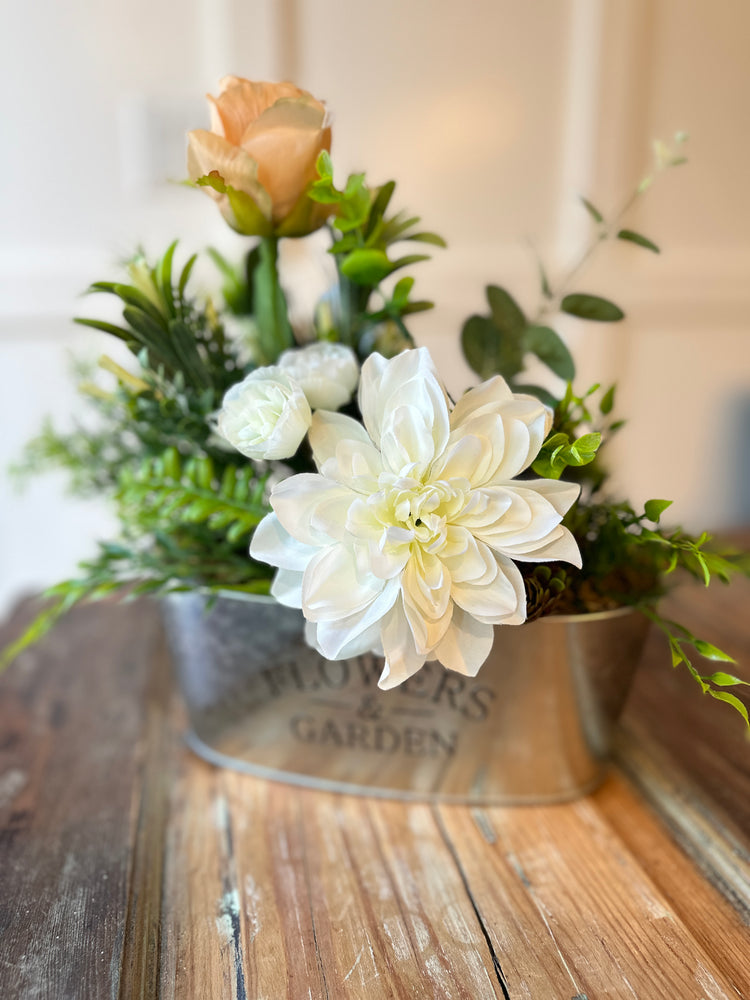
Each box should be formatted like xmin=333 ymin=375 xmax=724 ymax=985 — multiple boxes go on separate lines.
xmin=163 ymin=592 xmax=650 ymax=804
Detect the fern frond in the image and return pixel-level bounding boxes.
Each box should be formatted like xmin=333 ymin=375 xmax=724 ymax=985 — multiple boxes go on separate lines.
xmin=116 ymin=447 xmax=269 ymax=543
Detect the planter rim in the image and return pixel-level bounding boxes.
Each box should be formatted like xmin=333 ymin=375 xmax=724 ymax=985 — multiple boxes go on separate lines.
xmin=173 ymin=587 xmax=647 ymax=625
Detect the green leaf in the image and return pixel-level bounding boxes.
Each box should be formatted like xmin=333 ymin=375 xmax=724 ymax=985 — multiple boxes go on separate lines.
xmin=644 ymin=498 xmax=673 ymax=523
xmin=523 ymin=325 xmax=575 ymax=381
xmin=178 ymin=253 xmax=198 ymax=299
xmin=694 ymin=643 xmax=736 ymax=664
xmin=389 ymin=253 xmax=431 ymax=272
xmin=196 ymin=174 xmax=272 ymax=236
xmin=461 ymin=316 xmax=500 ymax=379
xmin=406 ymin=231 xmax=448 ymax=247
xmin=158 ymin=240 xmax=178 ymax=317
xmin=573 ymin=432 xmax=602 ymax=456
xmin=73 ymin=317 xmax=137 ymax=345
xmin=461 ymin=315 xmax=524 ymax=380
xmin=617 ymin=229 xmax=660 ymax=254
xmin=88 ymin=281 xmax=166 ymax=327
xmin=704 ymin=671 xmax=746 ymax=685
xmin=391 ymin=276 xmax=414 ymax=306
xmin=486 ymin=286 xmax=526 ymax=335
xmin=365 ymin=180 xmax=396 ymax=236
xmin=707 ymin=690 xmax=750 ymax=727
xmin=579 ymin=196 xmax=603 ymax=223
xmin=561 ymin=293 xmax=625 ymax=322
xmin=340 ymin=249 xmax=392 ymax=285
xmin=600 ymin=385 xmax=616 ymax=415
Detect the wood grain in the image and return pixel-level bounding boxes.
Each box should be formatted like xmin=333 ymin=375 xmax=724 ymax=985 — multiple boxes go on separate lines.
xmin=0 ymin=598 xmax=165 ymax=1000
xmin=1 ymin=580 xmax=749 ymax=999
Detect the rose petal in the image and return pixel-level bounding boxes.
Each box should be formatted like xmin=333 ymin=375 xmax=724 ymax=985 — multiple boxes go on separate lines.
xmin=187 ymin=130 xmax=273 ymax=219
xmin=240 ymin=97 xmax=331 ymax=221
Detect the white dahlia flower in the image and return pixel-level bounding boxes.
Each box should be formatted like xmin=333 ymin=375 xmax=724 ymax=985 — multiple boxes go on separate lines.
xmin=250 ymin=347 xmax=581 ymax=689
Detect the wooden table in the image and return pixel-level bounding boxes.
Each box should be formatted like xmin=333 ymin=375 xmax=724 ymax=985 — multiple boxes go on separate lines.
xmin=0 ymin=579 xmax=748 ymax=999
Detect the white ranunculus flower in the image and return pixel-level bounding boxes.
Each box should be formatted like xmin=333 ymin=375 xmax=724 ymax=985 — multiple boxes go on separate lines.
xmin=250 ymin=347 xmax=582 ymax=689
xmin=217 ymin=366 xmax=312 ymax=460
xmin=278 ymin=342 xmax=360 ymax=411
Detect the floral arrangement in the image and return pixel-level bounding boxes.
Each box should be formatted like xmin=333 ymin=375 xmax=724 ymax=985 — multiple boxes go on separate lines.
xmin=6 ymin=77 xmax=749 ymax=723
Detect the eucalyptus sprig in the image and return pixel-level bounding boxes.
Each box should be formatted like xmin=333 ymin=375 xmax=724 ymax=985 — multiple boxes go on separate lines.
xmin=462 ymin=132 xmax=689 ymax=398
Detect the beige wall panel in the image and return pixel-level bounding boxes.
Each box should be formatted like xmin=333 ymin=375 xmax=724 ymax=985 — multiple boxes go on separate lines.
xmin=296 ymin=0 xmax=573 ymax=247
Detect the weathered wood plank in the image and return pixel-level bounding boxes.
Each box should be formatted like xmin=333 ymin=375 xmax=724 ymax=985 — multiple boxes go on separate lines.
xmin=623 ymin=576 xmax=750 ymax=843
xmin=596 ymin=771 xmax=750 ymax=997
xmin=160 ymin=766 xmax=507 ymax=999
xmin=3 ymin=571 xmax=750 ymax=999
xmin=0 ymin=598 xmax=163 ymax=1000
xmin=438 ymin=790 xmax=746 ymax=999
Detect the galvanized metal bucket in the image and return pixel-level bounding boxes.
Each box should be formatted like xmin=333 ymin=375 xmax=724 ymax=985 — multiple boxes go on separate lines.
xmin=163 ymin=592 xmax=650 ymax=804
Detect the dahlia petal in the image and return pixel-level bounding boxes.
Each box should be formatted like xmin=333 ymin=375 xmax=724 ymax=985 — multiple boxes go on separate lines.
xmin=310 ymin=615 xmax=385 ymax=661
xmin=380 ymin=401 xmax=443 ymax=475
xmin=271 ymin=474 xmax=352 ymax=546
xmin=359 ymin=347 xmax=446 ymax=450
xmin=249 ymin=513 xmax=318 ymax=571
xmin=270 ymin=568 xmax=304 ymax=607
xmin=470 ymin=487 xmax=562 ymax=549
xmin=450 ymin=376 xmax=514 ymax=427
xmin=313 ymin=577 xmax=399 ymax=659
xmin=501 ymin=524 xmax=583 ymax=568
xmin=302 ymin=544 xmax=393 ymax=622
xmin=519 ymin=479 xmax=581 ymax=516
xmin=402 ymin=553 xmax=453 ymax=654
xmin=441 ymin=532 xmax=497 ymax=585
xmin=430 ymin=433 xmax=489 ymax=483
xmin=451 ymin=556 xmax=521 ymax=619
xmin=377 ymin=599 xmax=427 ymax=690
xmin=433 ymin=607 xmax=495 ymax=677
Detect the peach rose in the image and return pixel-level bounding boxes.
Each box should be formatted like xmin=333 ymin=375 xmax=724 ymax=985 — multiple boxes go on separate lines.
xmin=188 ymin=77 xmax=332 ymax=237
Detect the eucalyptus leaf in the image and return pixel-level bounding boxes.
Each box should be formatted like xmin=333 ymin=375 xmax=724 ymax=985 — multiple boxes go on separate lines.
xmin=461 ymin=315 xmax=524 ymax=380
xmin=580 ymin=196 xmax=604 ymax=223
xmin=461 ymin=316 xmax=500 ymax=379
xmin=523 ymin=325 xmax=575 ymax=381
xmin=561 ymin=293 xmax=625 ymax=322
xmin=617 ymin=229 xmax=660 ymax=254
xmin=486 ymin=285 xmax=526 ymax=335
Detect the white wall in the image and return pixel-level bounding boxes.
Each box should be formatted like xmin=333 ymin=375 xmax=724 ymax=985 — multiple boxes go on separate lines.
xmin=2 ymin=0 xmax=749 ymax=616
